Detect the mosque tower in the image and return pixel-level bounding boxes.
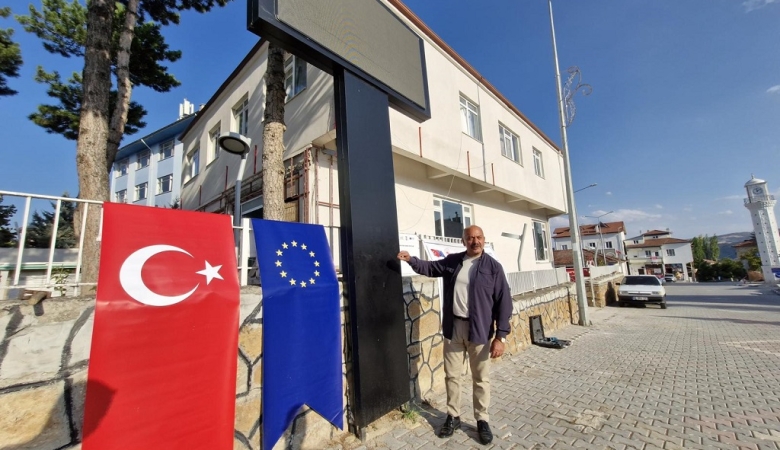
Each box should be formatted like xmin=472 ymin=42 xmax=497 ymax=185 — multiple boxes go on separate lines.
xmin=744 ymin=176 xmax=780 ymax=283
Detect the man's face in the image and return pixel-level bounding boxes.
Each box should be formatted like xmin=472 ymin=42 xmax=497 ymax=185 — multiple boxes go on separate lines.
xmin=462 ymin=226 xmax=485 ymax=257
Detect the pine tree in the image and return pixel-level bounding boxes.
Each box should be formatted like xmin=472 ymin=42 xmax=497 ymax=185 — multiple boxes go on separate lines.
xmin=709 ymin=235 xmax=720 ymax=261
xmin=25 ymin=195 xmax=77 ymax=249
xmin=0 ymin=195 xmax=18 ymax=247
xmin=0 ymin=7 xmax=22 ymax=97
xmin=262 ymin=43 xmax=287 ymax=221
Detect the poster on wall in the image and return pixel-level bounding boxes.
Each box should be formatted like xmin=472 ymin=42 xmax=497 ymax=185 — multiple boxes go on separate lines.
xmin=421 ymin=238 xmax=499 ymax=263
xmin=399 ymin=234 xmax=421 ymax=277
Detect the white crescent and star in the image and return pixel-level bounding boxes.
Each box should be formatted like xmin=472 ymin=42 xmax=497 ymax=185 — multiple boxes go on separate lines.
xmin=119 ymin=244 xmax=223 ymax=307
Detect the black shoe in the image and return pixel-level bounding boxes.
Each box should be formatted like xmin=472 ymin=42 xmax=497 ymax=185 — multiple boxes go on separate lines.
xmin=438 ymin=415 xmax=461 ymax=438
xmin=477 ymin=420 xmax=493 ymax=445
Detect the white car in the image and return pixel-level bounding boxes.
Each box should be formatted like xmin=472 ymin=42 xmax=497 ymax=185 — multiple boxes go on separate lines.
xmin=617 ymin=275 xmax=667 ymax=309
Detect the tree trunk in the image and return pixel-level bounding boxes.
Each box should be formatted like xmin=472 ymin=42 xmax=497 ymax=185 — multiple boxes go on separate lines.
xmin=76 ymin=0 xmax=114 ymax=286
xmin=106 ymin=0 xmax=139 ymax=172
xmin=262 ymin=44 xmax=287 ymax=222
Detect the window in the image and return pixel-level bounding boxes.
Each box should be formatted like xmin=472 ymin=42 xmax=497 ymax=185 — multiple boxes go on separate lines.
xmin=561 ymin=244 xmax=568 ymax=250
xmin=459 ymin=95 xmax=482 ymax=141
xmin=588 ymin=242 xmax=596 ymax=249
xmin=645 ymin=250 xmax=652 ymax=257
xmin=116 ymin=189 xmax=127 ymax=203
xmin=533 ymin=221 xmax=549 ymax=261
xmin=666 ymin=249 xmax=676 ymax=256
xmin=159 ymin=140 xmax=174 ymax=160
xmin=137 ymin=150 xmax=150 ymax=168
xmin=605 ymin=241 xmax=613 ymax=249
xmin=157 ymin=174 xmax=173 ymax=194
xmin=433 ymin=198 xmax=472 ymax=239
xmin=233 ymin=98 xmax=249 ymax=135
xmin=533 ymin=148 xmax=544 ymax=178
xmin=135 ymin=183 xmax=148 ymax=201
xmin=499 ymin=124 xmax=521 ymax=164
xmin=209 ymin=125 xmax=221 ymax=163
xmin=654 ymin=251 xmax=660 ymax=257
xmin=188 ymin=148 xmax=200 ymax=179
xmin=117 ymin=159 xmax=128 ymax=177
xmin=284 ymin=55 xmax=307 ymax=100
xmin=633 ymin=240 xmax=640 ymax=244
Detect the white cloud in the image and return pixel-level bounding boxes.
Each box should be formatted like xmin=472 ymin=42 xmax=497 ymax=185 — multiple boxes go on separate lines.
xmin=718 ymin=210 xmax=734 ymax=215
xmin=605 ymin=209 xmax=663 ymax=223
xmin=655 ymin=204 xmax=663 ymax=209
xmin=683 ymin=207 xmax=693 ymax=212
xmin=605 ymin=191 xmax=612 ymax=196
xmin=549 ymin=215 xmax=569 ymax=229
xmin=767 ymin=85 xmax=780 ymax=94
xmin=744 ymin=0 xmax=779 ymax=12
xmin=719 ymin=194 xmax=744 ymax=200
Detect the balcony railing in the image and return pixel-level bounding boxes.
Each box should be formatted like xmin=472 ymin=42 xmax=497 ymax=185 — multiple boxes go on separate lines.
xmin=745 ymin=194 xmax=775 ymax=205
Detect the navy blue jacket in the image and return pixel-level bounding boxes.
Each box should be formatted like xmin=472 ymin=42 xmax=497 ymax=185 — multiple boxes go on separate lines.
xmin=408 ymin=252 xmax=512 ymax=345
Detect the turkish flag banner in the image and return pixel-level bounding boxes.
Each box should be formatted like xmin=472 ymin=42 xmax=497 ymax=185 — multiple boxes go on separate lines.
xmin=83 ymin=203 xmax=240 ymax=450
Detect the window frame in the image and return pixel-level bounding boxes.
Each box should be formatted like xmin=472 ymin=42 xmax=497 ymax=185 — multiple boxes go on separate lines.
xmin=532 ymin=148 xmax=545 ymax=178
xmin=432 ymin=197 xmax=473 ymax=239
xmin=137 ymin=150 xmax=150 ymax=169
xmin=159 ymin=140 xmax=174 ymax=161
xmin=135 ymin=182 xmax=148 ymax=201
xmin=645 ymin=250 xmax=652 ymax=257
xmin=605 ymin=241 xmax=613 ymax=249
xmin=666 ymin=249 xmax=676 ymax=256
xmin=459 ymin=95 xmax=482 ymax=141
xmin=233 ymin=97 xmax=249 ymax=136
xmin=208 ymin=124 xmax=221 ymax=164
xmin=284 ymin=55 xmax=308 ymax=101
xmin=533 ymin=221 xmax=549 ymax=261
xmin=499 ymin=123 xmax=522 ymax=164
xmin=157 ymin=174 xmax=173 ymax=195
xmin=188 ymin=147 xmax=200 ymax=180
xmin=117 ymin=159 xmax=128 ymax=177
xmin=116 ymin=189 xmax=127 ymax=203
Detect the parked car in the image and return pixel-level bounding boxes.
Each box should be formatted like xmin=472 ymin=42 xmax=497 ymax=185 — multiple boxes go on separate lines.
xmin=617 ymin=275 xmax=667 ymax=309
xmin=664 ymin=273 xmax=676 ymax=283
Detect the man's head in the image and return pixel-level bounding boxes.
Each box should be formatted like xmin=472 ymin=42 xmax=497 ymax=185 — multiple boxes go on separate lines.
xmin=462 ymin=225 xmax=485 ymax=257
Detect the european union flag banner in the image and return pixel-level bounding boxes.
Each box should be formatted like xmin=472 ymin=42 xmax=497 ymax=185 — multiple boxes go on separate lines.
xmin=252 ymin=219 xmax=343 ymax=449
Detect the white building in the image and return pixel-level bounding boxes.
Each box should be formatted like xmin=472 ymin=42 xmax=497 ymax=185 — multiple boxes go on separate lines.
xmin=552 ymin=221 xmax=627 ymax=257
xmin=110 ymin=102 xmax=196 ymax=208
xmin=179 ymin=3 xmax=568 ymax=270
xmin=624 ymin=230 xmax=693 ymax=281
xmin=743 ymin=176 xmax=780 ymax=283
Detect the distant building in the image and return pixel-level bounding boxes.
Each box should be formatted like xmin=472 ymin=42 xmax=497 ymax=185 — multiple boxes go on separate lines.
xmin=623 ymin=230 xmax=693 ymax=280
xmin=109 ymin=100 xmax=196 ymax=208
xmin=743 ymin=176 xmax=780 ymax=283
xmin=552 ymin=221 xmax=627 ymax=257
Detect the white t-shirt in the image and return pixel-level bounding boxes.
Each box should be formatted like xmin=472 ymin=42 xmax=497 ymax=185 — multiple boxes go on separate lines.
xmin=453 ymin=254 xmax=480 ymax=318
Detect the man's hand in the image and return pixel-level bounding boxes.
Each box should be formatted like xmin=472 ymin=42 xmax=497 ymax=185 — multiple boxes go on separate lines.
xmin=397 ymin=251 xmax=411 ymax=262
xmin=490 ymin=338 xmax=505 ymax=358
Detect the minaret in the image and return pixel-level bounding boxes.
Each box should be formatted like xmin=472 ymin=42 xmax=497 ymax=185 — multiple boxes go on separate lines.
xmin=744 ymin=176 xmax=780 ymax=283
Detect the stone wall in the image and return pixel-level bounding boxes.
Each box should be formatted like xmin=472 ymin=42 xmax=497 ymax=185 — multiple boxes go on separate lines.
xmin=0 ymin=279 xmax=580 ymax=450
xmin=585 ymin=274 xmax=622 ymax=307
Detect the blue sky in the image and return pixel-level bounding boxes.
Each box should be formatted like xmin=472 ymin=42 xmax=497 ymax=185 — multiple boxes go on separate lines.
xmin=1 ymin=0 xmax=779 ymax=240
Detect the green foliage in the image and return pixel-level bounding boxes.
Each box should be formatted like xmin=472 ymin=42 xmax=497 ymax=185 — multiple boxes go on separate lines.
xmin=29 ymin=68 xmax=146 ymax=140
xmin=0 ymin=7 xmax=23 ymax=97
xmin=0 ymin=195 xmax=18 ymax=247
xmin=25 ymin=194 xmax=77 ymax=249
xmin=709 ymin=235 xmax=720 ymax=260
xmin=691 ymin=236 xmax=706 ymax=263
xmin=51 ymin=266 xmax=72 ymax=296
xmin=695 ymin=258 xmax=746 ymax=282
xmin=741 ymin=248 xmax=762 ymax=271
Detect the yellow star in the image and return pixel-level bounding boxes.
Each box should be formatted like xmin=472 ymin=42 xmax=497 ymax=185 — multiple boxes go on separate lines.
xmin=301 ymin=244 xmax=307 ymax=250
xmin=291 ymin=240 xmax=298 ymax=247
xmin=275 ymin=260 xmax=282 ymax=267
xmin=309 ymin=278 xmax=315 ymax=284
xmin=280 ymin=271 xmax=287 ymax=277
xmin=282 ymin=243 xmax=288 ymax=249
xmin=309 ymin=251 xmax=315 ymax=257
xmin=314 ymin=261 xmax=320 ymax=267
xmin=314 ymin=270 xmax=320 ymax=276
xmin=300 ymin=281 xmax=307 ymax=288
xmin=289 ymin=278 xmax=296 ymax=285
xmin=276 ymin=250 xmax=283 ymax=256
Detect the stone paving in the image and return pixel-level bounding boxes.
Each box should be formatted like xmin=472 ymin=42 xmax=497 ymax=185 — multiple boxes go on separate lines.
xmin=358 ymin=283 xmax=780 ymax=449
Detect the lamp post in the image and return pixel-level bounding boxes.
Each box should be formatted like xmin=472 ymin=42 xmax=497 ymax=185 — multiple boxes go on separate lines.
xmin=218 ymin=132 xmax=251 ymax=247
xmin=574 ymin=183 xmax=597 ymax=193
xmin=548 ymin=0 xmax=592 ymax=326
xmin=585 ymin=211 xmax=613 ymax=265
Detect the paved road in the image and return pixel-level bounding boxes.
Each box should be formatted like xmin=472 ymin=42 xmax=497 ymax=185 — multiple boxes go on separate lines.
xmin=361 ymin=283 xmax=780 ymax=449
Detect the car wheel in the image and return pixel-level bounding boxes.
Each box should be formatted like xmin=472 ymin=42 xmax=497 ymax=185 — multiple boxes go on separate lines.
xmin=660 ymin=302 xmax=667 ymax=309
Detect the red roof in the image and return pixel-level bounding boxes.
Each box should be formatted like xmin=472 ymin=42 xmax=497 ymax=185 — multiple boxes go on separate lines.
xmin=642 ymin=230 xmax=670 ymax=236
xmin=552 ymin=221 xmax=626 ymax=238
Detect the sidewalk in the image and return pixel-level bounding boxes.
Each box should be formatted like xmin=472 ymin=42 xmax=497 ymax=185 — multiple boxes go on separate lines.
xmin=341 ymin=284 xmax=780 ymax=449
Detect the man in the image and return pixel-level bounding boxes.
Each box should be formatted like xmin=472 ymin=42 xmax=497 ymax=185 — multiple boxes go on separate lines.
xmin=397 ymin=225 xmax=512 ymax=445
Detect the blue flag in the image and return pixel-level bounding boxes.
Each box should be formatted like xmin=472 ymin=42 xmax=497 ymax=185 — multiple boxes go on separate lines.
xmin=252 ymin=219 xmax=343 ymax=449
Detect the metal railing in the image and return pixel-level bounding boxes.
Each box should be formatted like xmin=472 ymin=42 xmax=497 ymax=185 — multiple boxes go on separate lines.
xmin=0 ymin=190 xmax=103 ymax=299
xmin=506 ymin=267 xmax=569 ymax=296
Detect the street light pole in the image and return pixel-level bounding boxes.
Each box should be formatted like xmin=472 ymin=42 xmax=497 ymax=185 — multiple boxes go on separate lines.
xmin=218 ymin=132 xmax=252 ymax=247
xmin=548 ymin=0 xmax=589 ymax=326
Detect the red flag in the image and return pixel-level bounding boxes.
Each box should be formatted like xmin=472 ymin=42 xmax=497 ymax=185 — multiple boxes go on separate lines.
xmin=83 ymin=203 xmax=239 ymax=449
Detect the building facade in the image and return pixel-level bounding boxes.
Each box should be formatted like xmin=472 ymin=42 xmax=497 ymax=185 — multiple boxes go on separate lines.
xmin=110 ymin=103 xmax=195 ymax=208
xmin=624 ymin=230 xmax=693 ymax=281
xmin=179 ymin=2 xmax=569 ymax=269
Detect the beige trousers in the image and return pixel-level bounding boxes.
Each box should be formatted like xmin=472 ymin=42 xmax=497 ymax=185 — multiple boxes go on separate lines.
xmin=444 ymin=318 xmax=491 ymax=421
